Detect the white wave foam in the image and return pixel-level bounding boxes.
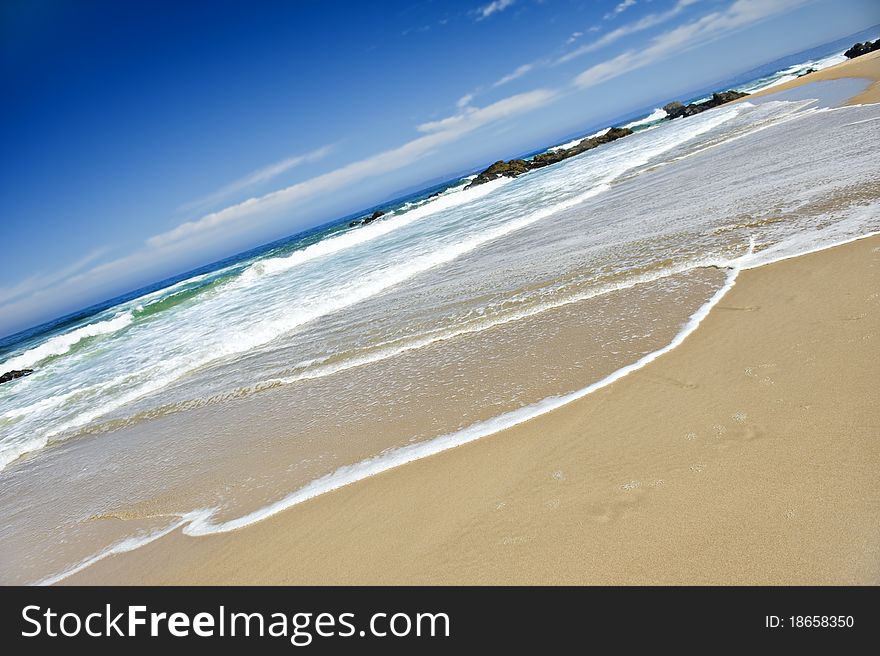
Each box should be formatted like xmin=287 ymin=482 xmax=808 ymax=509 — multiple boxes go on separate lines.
xmin=181 ymin=238 xmax=754 ymax=536
xmin=28 ymin=255 xmax=737 ymax=439
xmin=1 ymin=390 xmax=78 ymax=420
xmin=237 ymin=177 xmax=510 ymax=285
xmin=0 ymin=433 xmax=49 ymax=472
xmin=0 ymin=313 xmax=133 ymax=372
xmin=36 ymin=240 xmax=753 ymax=583
xmin=623 ymin=107 xmax=667 ymax=129
xmin=736 ymin=51 xmax=848 ymax=95
xmin=270 ymin=255 xmax=731 ymax=388
xmin=34 ymin=509 xmax=214 ymax=586
xmin=27 ymin=180 xmax=572 ymax=446
xmin=744 ymin=202 xmax=880 ymax=269
xmin=13 ymin=104 xmax=745 ymax=456
xmin=547 ymin=127 xmax=611 ymax=152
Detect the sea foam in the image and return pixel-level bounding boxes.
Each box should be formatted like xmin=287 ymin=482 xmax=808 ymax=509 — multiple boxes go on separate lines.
xmin=0 ymin=313 xmax=133 ymax=372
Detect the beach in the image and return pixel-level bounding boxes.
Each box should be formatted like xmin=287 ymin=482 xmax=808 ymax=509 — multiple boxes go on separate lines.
xmin=745 ymin=47 xmax=880 ymax=104
xmin=65 ymin=229 xmax=880 ymax=585
xmin=2 ymin=43 xmax=878 ymax=587
xmin=65 ymin=52 xmax=880 ymax=587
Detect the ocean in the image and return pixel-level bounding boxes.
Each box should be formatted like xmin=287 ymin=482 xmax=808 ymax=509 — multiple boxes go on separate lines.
xmin=1 ymin=35 xmax=879 ymax=585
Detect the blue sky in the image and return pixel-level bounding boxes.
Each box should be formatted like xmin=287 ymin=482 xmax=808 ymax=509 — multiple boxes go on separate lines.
xmin=1 ymin=0 xmax=877 ymax=338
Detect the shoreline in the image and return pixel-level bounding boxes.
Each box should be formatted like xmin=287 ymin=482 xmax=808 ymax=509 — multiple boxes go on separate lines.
xmin=742 ymin=48 xmax=880 ymax=105
xmin=458 ymin=48 xmax=880 ymax=191
xmin=63 ymin=232 xmax=880 ymax=585
xmin=20 ymin=50 xmax=880 ymax=587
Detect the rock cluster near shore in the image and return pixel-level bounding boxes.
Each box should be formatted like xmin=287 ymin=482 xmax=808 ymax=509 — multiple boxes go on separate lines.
xmin=844 ymin=39 xmax=880 ymax=59
xmin=349 ymin=210 xmax=385 ymax=228
xmin=0 ymin=369 xmax=33 ymax=385
xmin=466 ymin=88 xmax=749 ymax=188
xmin=465 ymin=126 xmax=633 ymax=188
xmin=662 ymin=90 xmax=748 ymax=120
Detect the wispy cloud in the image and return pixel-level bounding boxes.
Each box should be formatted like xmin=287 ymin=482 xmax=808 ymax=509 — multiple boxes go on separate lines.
xmin=558 ymin=0 xmax=700 ymax=64
xmin=149 ymin=89 xmax=555 ymax=250
xmin=492 ymin=62 xmax=536 ymax=87
xmin=604 ymin=0 xmax=637 ymax=21
xmin=475 ymin=0 xmax=700 ymax=99
xmin=574 ymin=0 xmax=812 ymax=88
xmin=457 ymin=93 xmax=475 ymax=108
xmin=474 ymin=0 xmax=515 ymax=21
xmin=0 ymin=248 xmax=108 ymax=307
xmin=179 ymin=144 xmax=335 ymax=214
xmin=416 ymin=88 xmax=555 ymax=133
xmin=401 ymin=24 xmax=433 ymax=37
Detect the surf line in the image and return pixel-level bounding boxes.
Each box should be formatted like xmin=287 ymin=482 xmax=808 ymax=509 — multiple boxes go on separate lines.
xmin=183 ymin=237 xmax=754 ymax=536
xmin=39 ymin=238 xmax=757 ymax=584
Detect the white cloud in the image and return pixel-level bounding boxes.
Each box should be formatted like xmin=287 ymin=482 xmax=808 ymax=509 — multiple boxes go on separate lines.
xmin=0 ymin=248 xmax=108 ymax=308
xmin=492 ymin=63 xmax=535 ymax=87
xmin=179 ymin=144 xmax=334 ymax=213
xmin=558 ymin=0 xmax=700 ymax=64
xmin=575 ymin=0 xmax=811 ymax=88
xmin=416 ymin=88 xmax=555 ymax=133
xmin=604 ymin=0 xmax=637 ymax=21
xmin=478 ymin=0 xmax=700 ymax=98
xmin=149 ymin=89 xmax=555 ymax=250
xmin=457 ymin=93 xmax=475 ymax=108
xmin=475 ymin=0 xmax=515 ymax=21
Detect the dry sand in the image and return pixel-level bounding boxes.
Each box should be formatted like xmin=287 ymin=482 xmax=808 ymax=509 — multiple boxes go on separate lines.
xmin=68 ymin=234 xmax=880 ymax=585
xmin=743 ymin=48 xmax=880 ymax=105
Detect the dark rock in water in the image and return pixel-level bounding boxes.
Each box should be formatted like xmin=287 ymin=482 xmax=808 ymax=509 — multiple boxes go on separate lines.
xmin=798 ymin=67 xmax=817 ymax=77
xmin=663 ymin=89 xmax=748 ymax=120
xmin=466 ymin=88 xmax=746 ymax=189
xmin=0 ymin=369 xmax=33 ymax=385
xmin=707 ymin=90 xmax=749 ymax=106
xmin=530 ymin=126 xmax=633 ymax=168
xmin=466 ymin=126 xmax=633 ymax=189
xmin=844 ymin=39 xmax=880 ymax=59
xmin=349 ymin=210 xmax=385 ymax=227
xmin=361 ymin=210 xmax=385 ymax=225
xmin=465 ymin=159 xmax=531 ymax=188
xmin=662 ymin=100 xmax=685 ymax=117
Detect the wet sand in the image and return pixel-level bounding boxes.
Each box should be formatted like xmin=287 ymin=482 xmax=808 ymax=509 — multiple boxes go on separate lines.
xmin=744 ymin=48 xmax=880 ymax=105
xmin=66 ymin=234 xmax=880 ymax=585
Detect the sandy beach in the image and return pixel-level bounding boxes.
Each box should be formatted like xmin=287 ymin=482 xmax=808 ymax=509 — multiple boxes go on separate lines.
xmin=0 ymin=45 xmax=866 ymax=587
xmin=65 ymin=229 xmax=880 ymax=585
xmin=746 ymin=48 xmax=880 ymax=104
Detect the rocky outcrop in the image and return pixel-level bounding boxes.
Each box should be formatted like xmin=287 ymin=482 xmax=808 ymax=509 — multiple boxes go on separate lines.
xmin=349 ymin=210 xmax=385 ymax=227
xmin=797 ymin=67 xmax=817 ymax=77
xmin=530 ymin=127 xmax=633 ymax=168
xmin=0 ymin=369 xmax=33 ymax=385
xmin=462 ymin=87 xmax=748 ymax=189
xmin=466 ymin=126 xmax=632 ymax=188
xmin=465 ymin=159 xmax=531 ymax=187
xmin=844 ymin=39 xmax=880 ymax=59
xmin=663 ymin=90 xmax=748 ymax=120
xmin=363 ymin=210 xmax=385 ymax=224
